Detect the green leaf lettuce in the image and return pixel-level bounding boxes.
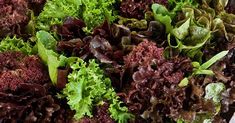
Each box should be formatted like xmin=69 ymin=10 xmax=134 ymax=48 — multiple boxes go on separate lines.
xmin=0 ymin=36 xmax=33 ymax=54
xmin=60 ymin=58 xmax=134 ymax=123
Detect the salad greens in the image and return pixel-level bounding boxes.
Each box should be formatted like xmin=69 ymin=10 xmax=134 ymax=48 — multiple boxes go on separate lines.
xmin=36 ymin=31 xmax=68 ymax=85
xmin=0 ymin=37 xmax=33 ymax=54
xmin=192 ymin=50 xmax=229 ymax=75
xmin=204 ymin=82 xmax=226 ymax=120
xmin=179 ymin=50 xmax=228 ymax=87
xmin=152 ymin=0 xmax=231 ymax=62
xmin=205 ymin=82 xmax=226 ymax=104
xmin=60 ymin=58 xmax=133 ymax=123
xmin=1 ymin=0 xmax=235 ymax=122
xmin=37 ymin=0 xmax=117 ymax=33
xmin=82 ymin=0 xmax=117 ymax=32
xmin=37 ymin=0 xmax=82 ymax=30
xmin=152 ymin=3 xmax=174 ymax=33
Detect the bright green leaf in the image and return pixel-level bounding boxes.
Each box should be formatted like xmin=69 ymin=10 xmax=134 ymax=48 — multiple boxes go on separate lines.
xmin=200 ymin=50 xmax=229 ymax=70
xmin=178 ymin=78 xmax=189 ymax=87
xmin=172 ymin=18 xmax=191 ymax=40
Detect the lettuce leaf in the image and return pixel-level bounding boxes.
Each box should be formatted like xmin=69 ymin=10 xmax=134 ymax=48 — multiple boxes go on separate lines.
xmin=37 ymin=0 xmax=82 ymax=30
xmin=179 ymin=50 xmax=228 ymax=87
xmin=37 ymin=0 xmax=116 ymax=33
xmin=0 ymin=36 xmax=33 ymax=54
xmin=152 ymin=3 xmax=174 ymax=33
xmin=204 ymin=82 xmax=225 ymax=115
xmin=205 ymin=82 xmax=225 ymax=103
xmin=36 ymin=31 xmax=68 ymax=85
xmin=152 ymin=2 xmax=219 ymax=61
xmin=60 ymin=58 xmax=134 ymax=122
xmin=81 ymin=0 xmax=117 ymax=33
xmin=192 ymin=50 xmax=228 ymax=75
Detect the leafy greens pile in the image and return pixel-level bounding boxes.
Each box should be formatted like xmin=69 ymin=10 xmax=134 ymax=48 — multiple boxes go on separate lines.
xmin=0 ymin=0 xmax=235 ymax=123
xmin=37 ymin=0 xmax=117 ymax=33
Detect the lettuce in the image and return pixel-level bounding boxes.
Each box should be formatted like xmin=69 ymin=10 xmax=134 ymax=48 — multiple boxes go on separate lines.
xmin=205 ymin=82 xmax=225 ymax=103
xmin=0 ymin=36 xmax=33 ymax=54
xmin=179 ymin=50 xmax=228 ymax=87
xmin=36 ymin=31 xmax=80 ymax=86
xmin=60 ymin=58 xmax=134 ymax=123
xmin=204 ymin=82 xmax=225 ymax=116
xmin=152 ymin=3 xmax=174 ymax=33
xmin=36 ymin=31 xmax=68 ymax=85
xmin=82 ymin=0 xmax=117 ymax=33
xmin=37 ymin=0 xmax=82 ymax=30
xmin=192 ymin=50 xmax=228 ymax=75
xmin=37 ymin=0 xmax=116 ymax=33
xmin=151 ymin=1 xmax=232 ymax=62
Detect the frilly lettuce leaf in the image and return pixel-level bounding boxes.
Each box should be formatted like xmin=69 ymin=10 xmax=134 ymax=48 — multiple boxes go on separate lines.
xmin=82 ymin=0 xmax=117 ymax=33
xmin=0 ymin=36 xmax=33 ymax=54
xmin=37 ymin=0 xmax=82 ymax=30
xmin=37 ymin=0 xmax=116 ymax=33
xmin=60 ymin=58 xmax=134 ymax=122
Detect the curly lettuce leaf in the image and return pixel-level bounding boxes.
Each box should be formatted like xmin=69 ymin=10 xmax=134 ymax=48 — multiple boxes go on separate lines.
xmin=0 ymin=36 xmax=33 ymax=54
xmin=37 ymin=0 xmax=116 ymax=33
xmin=82 ymin=0 xmax=117 ymax=33
xmin=105 ymin=89 xmax=134 ymax=123
xmin=37 ymin=0 xmax=82 ymax=30
xmin=60 ymin=58 xmax=134 ymax=122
